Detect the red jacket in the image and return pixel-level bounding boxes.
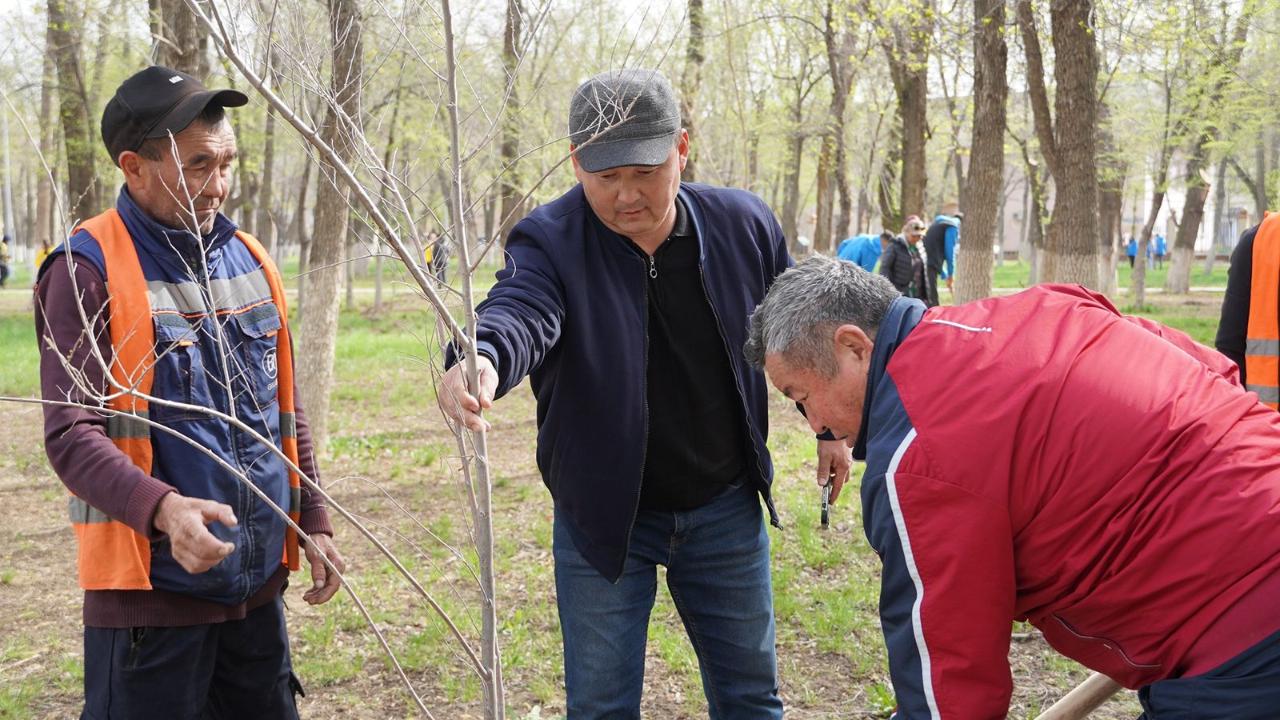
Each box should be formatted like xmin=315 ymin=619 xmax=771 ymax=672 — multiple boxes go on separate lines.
xmin=858 ymin=284 xmax=1280 ymax=718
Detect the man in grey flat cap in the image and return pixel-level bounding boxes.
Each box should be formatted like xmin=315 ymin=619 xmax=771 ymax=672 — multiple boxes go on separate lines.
xmin=440 ymin=69 xmax=846 ymax=717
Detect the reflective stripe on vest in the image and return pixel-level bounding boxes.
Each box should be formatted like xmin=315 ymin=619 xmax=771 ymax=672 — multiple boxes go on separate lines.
xmin=68 ymin=210 xmax=301 ymax=591
xmin=1246 ymin=211 xmax=1280 ymax=410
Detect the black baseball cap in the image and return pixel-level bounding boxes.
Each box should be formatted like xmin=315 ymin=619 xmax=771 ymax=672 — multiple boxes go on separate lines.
xmin=101 ymin=66 xmax=248 ymax=166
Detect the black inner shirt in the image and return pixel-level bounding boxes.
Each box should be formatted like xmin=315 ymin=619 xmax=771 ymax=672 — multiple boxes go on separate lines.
xmin=632 ymin=197 xmax=749 ymax=511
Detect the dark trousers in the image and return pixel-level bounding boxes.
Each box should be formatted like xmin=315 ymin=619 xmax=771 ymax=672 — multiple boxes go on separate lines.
xmin=1138 ymin=626 xmax=1280 ymax=719
xmin=82 ymin=597 xmax=301 ymax=720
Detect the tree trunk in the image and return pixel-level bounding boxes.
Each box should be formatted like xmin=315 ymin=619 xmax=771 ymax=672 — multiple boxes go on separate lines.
xmin=498 ymin=0 xmax=524 ymax=241
xmin=816 ymin=0 xmax=856 ymax=252
xmin=782 ymin=124 xmax=805 ymax=253
xmin=87 ymin=1 xmax=114 ymax=210
xmin=293 ymin=152 xmax=314 ymax=315
xmin=1016 ymin=137 xmax=1047 ymax=285
xmin=879 ymin=1 xmax=931 ymax=225
xmin=893 ymin=64 xmax=928 ymax=221
xmin=374 ymin=83 xmax=404 ymax=314
xmin=1016 ymin=0 xmax=1059 ymax=180
xmin=254 ymin=49 xmax=279 ymax=252
xmin=47 ymin=0 xmax=97 ymax=223
xmin=1206 ymin=156 xmax=1228 ymax=275
xmin=955 ymin=0 xmax=1006 ymax=304
xmin=1133 ymin=189 xmax=1164 ymax=309
xmin=855 ymin=186 xmax=868 ymax=235
xmin=1 ymin=111 xmax=12 ymax=240
xmin=1019 ymin=165 xmax=1030 ymax=262
xmin=1168 ymin=168 xmax=1206 ymax=294
xmin=746 ymin=92 xmax=763 ymax=195
xmin=1256 ymin=132 xmax=1267 ymax=220
xmin=879 ymin=118 xmax=903 ymax=230
xmin=151 ymin=0 xmax=210 ymax=78
xmin=1167 ymin=8 xmax=1252 ymax=293
xmin=1040 ymin=0 xmax=1099 ymax=287
xmin=815 ymin=135 xmax=835 ymax=253
xmin=297 ymin=0 xmax=363 ymax=452
xmin=35 ymin=18 xmax=56 ymax=246
xmin=1095 ymin=105 xmax=1125 ymax=296
xmin=679 ymin=0 xmax=704 ymax=183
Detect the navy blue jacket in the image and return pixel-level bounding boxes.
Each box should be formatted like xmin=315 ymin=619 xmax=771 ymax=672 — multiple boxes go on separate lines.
xmin=451 ymin=183 xmax=790 ymax=581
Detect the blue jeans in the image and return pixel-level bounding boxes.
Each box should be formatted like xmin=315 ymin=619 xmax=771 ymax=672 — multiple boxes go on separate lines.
xmin=554 ymin=483 xmax=783 ymax=719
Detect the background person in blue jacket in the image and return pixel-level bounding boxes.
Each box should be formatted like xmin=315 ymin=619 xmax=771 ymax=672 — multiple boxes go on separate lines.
xmin=923 ymin=207 xmax=960 ymax=293
xmin=438 ymin=69 xmax=849 ymax=719
xmin=1155 ymin=233 xmax=1168 ymax=268
xmin=836 ymin=231 xmax=893 ymax=272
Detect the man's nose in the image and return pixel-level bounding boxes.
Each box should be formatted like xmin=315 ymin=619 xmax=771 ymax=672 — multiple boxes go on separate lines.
xmin=202 ymin=170 xmax=229 ymax=199
xmin=617 ymin=182 xmax=641 ymax=205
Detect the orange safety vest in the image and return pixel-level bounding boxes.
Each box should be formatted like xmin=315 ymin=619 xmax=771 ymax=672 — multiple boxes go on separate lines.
xmin=69 ymin=209 xmax=301 ymax=590
xmin=1246 ymin=212 xmax=1280 ymax=411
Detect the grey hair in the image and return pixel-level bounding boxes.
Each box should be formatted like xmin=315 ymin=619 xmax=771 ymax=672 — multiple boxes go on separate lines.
xmin=745 ymin=255 xmax=900 ymax=375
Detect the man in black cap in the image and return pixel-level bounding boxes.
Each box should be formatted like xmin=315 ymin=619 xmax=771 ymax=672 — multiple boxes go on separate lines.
xmin=439 ymin=68 xmax=844 ymax=718
xmin=35 ymin=66 xmax=343 ymax=717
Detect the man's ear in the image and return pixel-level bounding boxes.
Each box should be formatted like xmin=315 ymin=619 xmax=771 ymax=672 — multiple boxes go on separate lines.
xmin=117 ymin=151 xmax=144 ymax=184
xmin=833 ymin=324 xmax=873 ymax=363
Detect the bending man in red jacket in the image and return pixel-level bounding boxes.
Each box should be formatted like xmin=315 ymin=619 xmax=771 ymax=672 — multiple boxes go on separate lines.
xmin=746 ymin=256 xmax=1280 ymax=719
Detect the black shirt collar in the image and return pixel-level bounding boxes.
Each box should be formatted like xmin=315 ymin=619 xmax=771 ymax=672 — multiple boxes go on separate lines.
xmin=670 ymin=196 xmax=692 ymax=239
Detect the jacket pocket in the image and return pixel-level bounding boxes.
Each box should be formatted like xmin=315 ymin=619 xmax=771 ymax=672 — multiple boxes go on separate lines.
xmin=232 ymin=303 xmax=283 ymax=410
xmin=1050 ymin=613 xmax=1161 ymax=673
xmin=151 ymin=315 xmax=211 ymax=420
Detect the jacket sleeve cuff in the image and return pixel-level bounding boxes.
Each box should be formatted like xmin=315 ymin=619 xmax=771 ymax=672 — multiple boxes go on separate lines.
xmin=125 ymin=477 xmax=178 ymax=540
xmin=444 ymin=340 xmax=500 ymax=372
xmin=300 ymin=505 xmax=334 ymax=537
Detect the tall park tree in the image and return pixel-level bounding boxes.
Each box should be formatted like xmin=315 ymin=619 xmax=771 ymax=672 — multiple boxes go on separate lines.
xmin=1167 ymin=2 xmax=1254 ymax=293
xmin=34 ymin=18 xmax=57 ymax=246
xmin=814 ymin=0 xmax=859 ymax=252
xmin=297 ymin=0 xmax=364 ymax=451
xmin=679 ymin=0 xmax=704 ymax=182
xmin=874 ymin=0 xmax=933 ymax=229
xmin=1017 ymin=0 xmax=1100 ymax=286
xmin=954 ymin=0 xmax=1006 ymax=303
xmin=498 ymin=0 xmax=524 ymax=240
xmin=150 ymin=0 xmax=211 ymax=78
xmin=47 ymin=0 xmax=97 ymax=223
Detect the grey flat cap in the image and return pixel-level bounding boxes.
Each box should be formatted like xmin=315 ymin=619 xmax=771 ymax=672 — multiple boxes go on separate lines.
xmin=568 ymin=69 xmax=681 ymax=173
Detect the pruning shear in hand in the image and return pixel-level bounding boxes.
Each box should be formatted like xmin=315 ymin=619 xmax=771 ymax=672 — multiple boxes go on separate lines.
xmin=820 ymin=477 xmax=831 ymax=530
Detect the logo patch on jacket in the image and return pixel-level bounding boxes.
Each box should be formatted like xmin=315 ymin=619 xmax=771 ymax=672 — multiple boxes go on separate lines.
xmin=263 ymin=347 xmax=278 ymax=380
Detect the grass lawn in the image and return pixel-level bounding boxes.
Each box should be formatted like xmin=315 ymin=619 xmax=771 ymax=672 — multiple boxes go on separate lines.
xmin=0 ymin=260 xmax=1232 ymax=719
xmin=990 ymin=258 xmax=1230 ymax=290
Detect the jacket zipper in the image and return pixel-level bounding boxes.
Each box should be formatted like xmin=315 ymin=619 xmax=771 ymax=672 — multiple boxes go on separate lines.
xmin=199 ymin=261 xmax=255 ymax=602
xmin=615 ymin=251 xmax=651 ymax=583
xmin=697 ymin=258 xmax=775 ymax=519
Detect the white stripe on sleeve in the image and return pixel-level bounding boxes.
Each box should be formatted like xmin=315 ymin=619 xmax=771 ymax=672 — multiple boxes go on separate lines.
xmin=884 ymin=428 xmax=941 ymax=720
